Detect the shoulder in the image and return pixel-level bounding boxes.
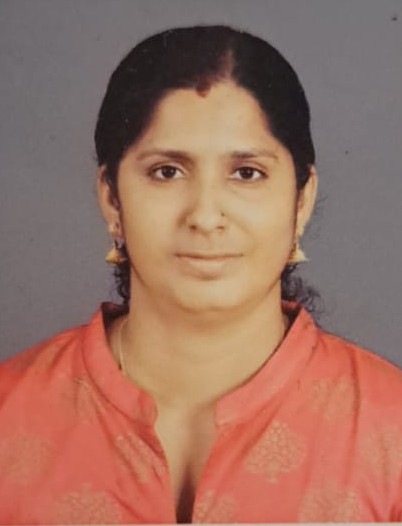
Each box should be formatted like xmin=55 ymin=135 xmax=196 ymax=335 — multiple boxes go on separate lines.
xmin=0 ymin=323 xmax=86 ymax=402
xmin=0 ymin=303 xmax=121 ymax=406
xmin=318 ymin=328 xmax=402 ymax=377
xmin=314 ymin=325 xmax=402 ymax=404
xmin=0 ymin=304 xmax=111 ymax=403
xmin=287 ymin=304 xmax=402 ymax=412
xmin=287 ymin=303 xmax=402 ymax=387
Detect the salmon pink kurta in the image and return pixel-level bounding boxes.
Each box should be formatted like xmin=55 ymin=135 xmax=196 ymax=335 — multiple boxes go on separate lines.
xmin=1 ymin=302 xmax=402 ymax=523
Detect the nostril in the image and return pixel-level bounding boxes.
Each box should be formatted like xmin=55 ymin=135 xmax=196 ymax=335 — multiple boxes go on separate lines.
xmin=185 ymin=207 xmax=227 ymax=233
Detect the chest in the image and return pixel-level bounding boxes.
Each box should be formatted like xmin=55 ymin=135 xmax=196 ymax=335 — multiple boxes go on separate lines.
xmin=154 ymin=407 xmax=216 ymax=522
xmin=1 ymin=389 xmax=398 ymax=523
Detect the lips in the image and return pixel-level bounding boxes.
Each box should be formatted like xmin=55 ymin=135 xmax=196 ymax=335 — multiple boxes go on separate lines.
xmin=177 ymin=252 xmax=240 ymax=260
xmin=175 ymin=252 xmax=241 ymax=278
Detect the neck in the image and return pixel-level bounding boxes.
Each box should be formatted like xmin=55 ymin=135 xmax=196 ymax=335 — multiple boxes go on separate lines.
xmin=115 ymin=290 xmax=287 ymax=412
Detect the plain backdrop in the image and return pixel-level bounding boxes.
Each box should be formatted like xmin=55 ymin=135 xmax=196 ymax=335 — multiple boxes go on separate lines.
xmin=0 ymin=0 xmax=401 ymax=364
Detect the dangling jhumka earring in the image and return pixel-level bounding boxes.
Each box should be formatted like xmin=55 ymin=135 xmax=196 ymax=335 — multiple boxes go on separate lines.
xmin=105 ymin=241 xmax=126 ymax=264
xmin=105 ymin=223 xmax=127 ymax=265
xmin=287 ymin=226 xmax=308 ymax=264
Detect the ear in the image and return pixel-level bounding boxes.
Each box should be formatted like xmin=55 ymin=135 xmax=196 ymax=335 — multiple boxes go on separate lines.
xmin=295 ymin=166 xmax=318 ymax=235
xmin=97 ymin=166 xmax=123 ymax=236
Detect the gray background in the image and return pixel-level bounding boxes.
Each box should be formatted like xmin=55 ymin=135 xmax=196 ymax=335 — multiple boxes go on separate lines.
xmin=0 ymin=0 xmax=401 ymax=364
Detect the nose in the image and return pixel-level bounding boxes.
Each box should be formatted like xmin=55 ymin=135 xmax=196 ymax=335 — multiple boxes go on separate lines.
xmin=184 ymin=177 xmax=227 ymax=233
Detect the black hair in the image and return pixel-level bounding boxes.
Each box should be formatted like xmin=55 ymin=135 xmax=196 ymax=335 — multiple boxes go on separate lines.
xmin=95 ymin=25 xmax=320 ymax=314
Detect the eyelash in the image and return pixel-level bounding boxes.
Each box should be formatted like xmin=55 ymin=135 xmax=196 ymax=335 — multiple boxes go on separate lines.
xmin=231 ymin=167 xmax=267 ymax=181
xmin=150 ymin=165 xmax=182 ymax=180
xmin=148 ymin=165 xmax=267 ymax=181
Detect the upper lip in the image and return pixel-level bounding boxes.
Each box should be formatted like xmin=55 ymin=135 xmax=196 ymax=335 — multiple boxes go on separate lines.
xmin=177 ymin=252 xmax=241 ymax=259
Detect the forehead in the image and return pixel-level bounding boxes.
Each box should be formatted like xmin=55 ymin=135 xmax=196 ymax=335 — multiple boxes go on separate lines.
xmin=135 ymin=82 xmax=276 ymax=152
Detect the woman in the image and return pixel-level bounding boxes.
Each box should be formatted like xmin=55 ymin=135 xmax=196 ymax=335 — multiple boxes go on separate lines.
xmin=1 ymin=25 xmax=402 ymax=524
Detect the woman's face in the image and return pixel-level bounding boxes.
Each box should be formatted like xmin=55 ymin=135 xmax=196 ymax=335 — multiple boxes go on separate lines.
xmin=99 ymin=82 xmax=316 ymax=316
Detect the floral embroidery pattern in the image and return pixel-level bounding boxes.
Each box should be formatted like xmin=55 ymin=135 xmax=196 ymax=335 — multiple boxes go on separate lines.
xmin=244 ymin=419 xmax=305 ymax=482
xmin=51 ymin=483 xmax=122 ymax=524
xmin=360 ymin=425 xmax=402 ymax=480
xmin=0 ymin=432 xmax=54 ymax=485
xmin=193 ymin=490 xmax=237 ymax=523
xmin=309 ymin=375 xmax=357 ymax=421
xmin=298 ymin=483 xmax=362 ymax=522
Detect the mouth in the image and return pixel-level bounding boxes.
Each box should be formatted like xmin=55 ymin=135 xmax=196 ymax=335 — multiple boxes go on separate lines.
xmin=175 ymin=253 xmax=242 ymax=278
xmin=177 ymin=252 xmax=241 ymax=260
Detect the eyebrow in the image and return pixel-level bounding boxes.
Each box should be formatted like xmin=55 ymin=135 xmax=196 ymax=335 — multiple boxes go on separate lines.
xmin=136 ymin=148 xmax=279 ymax=163
xmin=230 ymin=149 xmax=279 ymax=161
xmin=136 ymin=149 xmax=194 ymax=163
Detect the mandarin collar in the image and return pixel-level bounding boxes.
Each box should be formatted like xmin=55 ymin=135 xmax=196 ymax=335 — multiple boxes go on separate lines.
xmin=82 ymin=302 xmax=318 ymax=427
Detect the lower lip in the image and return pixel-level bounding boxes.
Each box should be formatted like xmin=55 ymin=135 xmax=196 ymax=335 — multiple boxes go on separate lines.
xmin=176 ymin=255 xmax=239 ymax=278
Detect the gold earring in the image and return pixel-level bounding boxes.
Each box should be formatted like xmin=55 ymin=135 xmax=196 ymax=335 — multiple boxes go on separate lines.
xmin=105 ymin=241 xmax=126 ymax=265
xmin=287 ymin=238 xmax=308 ymax=264
xmin=288 ymin=223 xmax=308 ymax=264
xmin=105 ymin=223 xmax=127 ymax=265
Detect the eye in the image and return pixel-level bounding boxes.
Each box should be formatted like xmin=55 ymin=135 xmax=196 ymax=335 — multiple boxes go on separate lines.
xmin=150 ymin=165 xmax=183 ymax=180
xmin=231 ymin=166 xmax=266 ymax=181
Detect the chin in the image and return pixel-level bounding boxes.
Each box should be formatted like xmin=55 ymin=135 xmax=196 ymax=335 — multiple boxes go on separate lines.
xmin=169 ymin=274 xmax=282 ymax=319
xmin=171 ymin=285 xmax=249 ymax=317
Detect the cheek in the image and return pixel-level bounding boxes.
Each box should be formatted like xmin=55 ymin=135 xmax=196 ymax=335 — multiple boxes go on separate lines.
xmin=119 ymin=197 xmax=176 ymax=261
xmin=249 ymin=195 xmax=296 ymax=238
xmin=248 ymin=201 xmax=297 ymax=269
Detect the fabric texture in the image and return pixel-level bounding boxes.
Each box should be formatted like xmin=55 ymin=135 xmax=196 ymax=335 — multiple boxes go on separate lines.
xmin=1 ymin=303 xmax=402 ymax=523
